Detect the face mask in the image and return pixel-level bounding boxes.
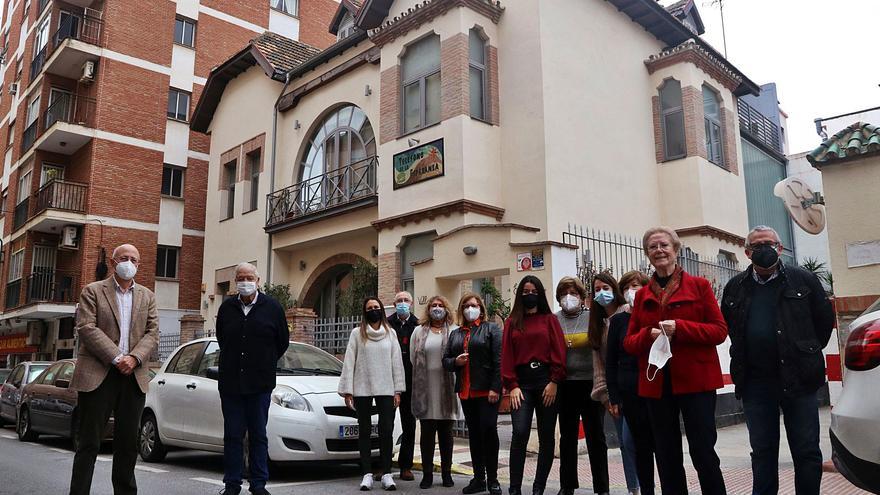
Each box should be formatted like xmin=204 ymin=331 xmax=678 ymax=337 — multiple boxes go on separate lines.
xmin=646 ymin=325 xmax=673 ymax=382
xmin=463 ymin=306 xmax=481 ymax=322
xmin=751 ymin=244 xmax=780 ymax=269
xmin=560 ymin=294 xmax=581 ymax=312
xmin=115 ymin=260 xmax=137 ymax=281
xmin=365 ymin=309 xmax=384 ymax=324
xmin=395 ymin=302 xmax=410 ymax=318
xmin=593 ymin=289 xmax=615 ymax=307
xmin=430 ymin=307 xmax=447 ymax=321
xmin=236 ymin=281 xmax=257 ymax=296
xmin=522 ymin=293 xmax=540 ymax=310
xmin=624 ymin=289 xmax=638 ymax=306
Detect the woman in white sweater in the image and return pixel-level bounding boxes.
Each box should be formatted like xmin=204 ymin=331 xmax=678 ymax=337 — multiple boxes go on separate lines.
xmin=338 ymin=297 xmax=406 ymax=491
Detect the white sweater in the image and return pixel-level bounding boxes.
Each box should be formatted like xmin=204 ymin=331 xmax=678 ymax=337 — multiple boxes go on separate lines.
xmin=337 ymin=325 xmax=406 ymax=397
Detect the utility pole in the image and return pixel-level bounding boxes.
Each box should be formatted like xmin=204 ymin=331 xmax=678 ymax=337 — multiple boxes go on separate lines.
xmin=706 ymin=0 xmax=728 ymax=58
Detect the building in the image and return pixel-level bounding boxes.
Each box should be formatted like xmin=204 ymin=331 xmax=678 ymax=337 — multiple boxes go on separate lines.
xmin=0 ymin=0 xmax=338 ymax=368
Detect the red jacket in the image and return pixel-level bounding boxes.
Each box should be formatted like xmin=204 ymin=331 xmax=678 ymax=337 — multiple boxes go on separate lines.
xmin=623 ymin=270 xmax=728 ymax=399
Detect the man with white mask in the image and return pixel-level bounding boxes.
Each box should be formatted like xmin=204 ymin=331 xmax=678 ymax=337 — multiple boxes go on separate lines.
xmin=216 ymin=262 xmax=290 ymax=495
xmin=69 ymin=244 xmax=159 ymax=495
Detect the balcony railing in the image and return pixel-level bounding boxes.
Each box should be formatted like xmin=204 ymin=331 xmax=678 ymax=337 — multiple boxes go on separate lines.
xmin=26 ymin=270 xmax=78 ymax=305
xmin=13 ymin=198 xmax=29 ymax=230
xmin=35 ymin=179 xmax=88 ymax=215
xmin=52 ymin=12 xmax=103 ymax=51
xmin=266 ymin=156 xmax=379 ymax=230
xmin=5 ymin=280 xmax=22 ymax=309
xmin=21 ymin=120 xmax=38 ymax=153
xmin=19 ymin=93 xmax=97 ymax=154
xmin=30 ymin=44 xmax=47 ymax=81
xmin=737 ymin=98 xmax=782 ymax=154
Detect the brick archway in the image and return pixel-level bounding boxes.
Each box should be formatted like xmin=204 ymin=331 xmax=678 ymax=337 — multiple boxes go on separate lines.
xmin=298 ymin=253 xmax=372 ymax=311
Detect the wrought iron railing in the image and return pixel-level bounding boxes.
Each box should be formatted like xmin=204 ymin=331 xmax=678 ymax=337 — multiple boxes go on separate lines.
xmin=44 ymin=92 xmax=96 ymax=129
xmin=312 ymin=317 xmax=360 ymax=356
xmin=21 ymin=121 xmax=38 ymax=154
xmin=5 ymin=280 xmax=21 ymax=309
xmin=266 ymin=156 xmax=378 ymax=229
xmin=158 ymin=333 xmax=181 ymax=362
xmin=34 ymin=179 xmax=88 ymax=215
xmin=737 ymin=99 xmax=781 ymax=154
xmin=30 ymin=44 xmax=47 ymax=81
xmin=52 ymin=13 xmax=103 ymax=51
xmin=26 ymin=270 xmax=78 ymax=305
xmin=13 ymin=198 xmax=29 ymax=230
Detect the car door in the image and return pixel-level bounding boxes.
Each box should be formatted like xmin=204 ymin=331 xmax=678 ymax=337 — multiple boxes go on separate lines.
xmin=184 ymin=341 xmax=224 ymax=445
xmin=154 ymin=342 xmax=205 ymax=440
xmin=1 ymin=364 xmax=25 ymax=421
xmin=45 ymin=362 xmax=76 ymax=435
xmin=27 ymin=363 xmax=62 ymax=432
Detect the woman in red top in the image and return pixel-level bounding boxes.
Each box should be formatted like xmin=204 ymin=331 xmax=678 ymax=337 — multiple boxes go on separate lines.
xmin=623 ymin=227 xmax=728 ymax=495
xmin=501 ymin=275 xmax=567 ymax=495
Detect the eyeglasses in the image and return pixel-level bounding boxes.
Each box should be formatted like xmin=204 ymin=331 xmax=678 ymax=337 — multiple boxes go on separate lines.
xmin=115 ymin=256 xmax=139 ymax=264
xmin=748 ymin=242 xmax=779 ymax=250
xmin=647 ymin=242 xmax=672 ymax=252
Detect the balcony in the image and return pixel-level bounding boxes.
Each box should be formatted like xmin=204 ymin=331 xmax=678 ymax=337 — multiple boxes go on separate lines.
xmin=13 ymin=198 xmax=29 ymax=231
xmin=44 ymin=12 xmax=103 ymax=80
xmin=11 ymin=180 xmax=89 ymax=234
xmin=737 ymin=99 xmax=782 ymax=155
xmin=5 ymin=271 xmax=78 ymax=311
xmin=27 ymin=93 xmax=97 ymax=155
xmin=30 ymin=44 xmax=48 ymax=82
xmin=266 ymin=157 xmax=378 ymax=232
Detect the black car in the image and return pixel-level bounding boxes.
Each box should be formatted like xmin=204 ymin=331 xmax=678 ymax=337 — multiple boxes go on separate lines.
xmin=0 ymin=361 xmax=52 ymax=426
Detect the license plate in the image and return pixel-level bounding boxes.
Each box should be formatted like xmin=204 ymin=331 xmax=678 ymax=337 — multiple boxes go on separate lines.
xmin=339 ymin=424 xmax=379 ymax=439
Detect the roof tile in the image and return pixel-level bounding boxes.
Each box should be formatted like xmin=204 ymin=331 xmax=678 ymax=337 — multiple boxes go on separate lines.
xmin=251 ymin=31 xmax=321 ymax=75
xmin=807 ymin=122 xmax=880 ymax=165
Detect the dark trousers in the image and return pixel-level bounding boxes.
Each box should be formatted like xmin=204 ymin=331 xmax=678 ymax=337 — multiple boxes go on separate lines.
xmin=419 ymin=419 xmax=454 ymax=476
xmin=647 ymin=387 xmax=726 ymax=495
xmin=509 ymin=386 xmax=558 ymax=491
xmin=220 ymin=391 xmax=271 ymax=490
xmin=460 ymin=397 xmax=500 ymax=483
xmin=742 ymin=380 xmax=821 ymax=495
xmin=621 ymin=391 xmax=656 ymax=495
xmin=69 ymin=368 xmax=145 ymax=495
xmin=397 ymin=390 xmax=416 ymax=471
xmin=354 ymin=396 xmax=395 ymax=475
xmin=558 ymin=380 xmax=609 ymax=492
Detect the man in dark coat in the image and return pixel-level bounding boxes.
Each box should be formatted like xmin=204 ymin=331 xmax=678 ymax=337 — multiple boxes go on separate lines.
xmin=388 ymin=290 xmax=418 ymax=480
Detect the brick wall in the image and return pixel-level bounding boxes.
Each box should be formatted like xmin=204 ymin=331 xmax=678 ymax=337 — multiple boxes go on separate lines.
xmin=298 ymin=0 xmax=339 ymax=49
xmin=87 ymin=140 xmax=163 ymax=223
xmin=95 ymin=59 xmax=168 ymax=143
xmin=194 ymin=15 xmax=257 ymax=78
xmin=440 ymin=33 xmax=468 ymax=122
xmin=78 ymin=223 xmax=160 ymax=290
xmin=202 ymin=0 xmax=269 ymax=26
xmin=721 ymin=106 xmax=739 ymax=175
xmin=682 ymin=85 xmax=705 ymax=160
xmin=184 ymin=157 xmax=208 ymax=231
xmin=178 ymin=234 xmax=204 ymax=310
xmin=377 ymin=252 xmax=400 ymax=304
xmin=103 ymin=0 xmax=175 ymax=67
xmin=487 ymin=44 xmax=500 ymax=125
xmin=379 ymin=66 xmax=400 ymax=144
xmin=189 ymin=84 xmax=211 ymax=153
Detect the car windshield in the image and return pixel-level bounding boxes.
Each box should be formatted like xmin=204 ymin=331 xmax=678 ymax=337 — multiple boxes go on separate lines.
xmin=276 ymin=345 xmax=342 ymax=376
xmin=26 ymin=365 xmax=49 ymax=383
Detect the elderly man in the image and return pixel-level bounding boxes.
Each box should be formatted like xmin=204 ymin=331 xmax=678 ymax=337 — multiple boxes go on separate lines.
xmin=69 ymin=244 xmax=159 ymax=495
xmin=388 ymin=290 xmax=418 ymax=480
xmin=721 ymin=226 xmax=835 ymax=495
xmin=216 ymin=263 xmax=290 ymax=495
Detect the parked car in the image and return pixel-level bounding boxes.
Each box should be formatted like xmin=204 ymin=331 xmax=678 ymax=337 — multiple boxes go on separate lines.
xmin=831 ymin=297 xmax=880 ymax=493
xmin=0 ymin=361 xmax=52 ymax=427
xmin=140 ymin=338 xmax=400 ymax=464
xmin=16 ymin=359 xmax=113 ymax=447
xmin=0 ymin=369 xmax=11 ymax=384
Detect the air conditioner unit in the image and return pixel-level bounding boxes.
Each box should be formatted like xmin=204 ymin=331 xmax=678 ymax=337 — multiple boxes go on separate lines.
xmin=60 ymin=225 xmax=79 ymax=249
xmin=8 ymin=82 xmax=17 ymax=95
xmin=80 ymin=61 xmax=95 ymax=83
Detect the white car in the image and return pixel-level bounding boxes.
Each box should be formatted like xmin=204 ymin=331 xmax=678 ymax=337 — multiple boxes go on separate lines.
xmin=830 ymin=297 xmax=880 ymax=492
xmin=140 ymin=337 xmax=400 ymax=464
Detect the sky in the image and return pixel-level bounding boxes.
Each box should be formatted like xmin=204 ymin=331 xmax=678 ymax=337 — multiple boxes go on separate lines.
xmin=669 ymin=0 xmax=880 ymax=154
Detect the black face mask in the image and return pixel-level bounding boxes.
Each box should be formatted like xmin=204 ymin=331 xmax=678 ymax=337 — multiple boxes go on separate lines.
xmin=751 ymin=244 xmax=779 ymax=269
xmin=365 ymin=309 xmax=384 ymax=323
xmin=522 ymin=293 xmax=540 ymax=310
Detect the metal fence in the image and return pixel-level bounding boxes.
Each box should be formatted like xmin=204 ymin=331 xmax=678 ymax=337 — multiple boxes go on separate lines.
xmin=563 ymin=225 xmax=740 ymax=301
xmin=157 ymin=333 xmax=180 ymax=362
xmin=313 ymin=316 xmax=360 ymax=355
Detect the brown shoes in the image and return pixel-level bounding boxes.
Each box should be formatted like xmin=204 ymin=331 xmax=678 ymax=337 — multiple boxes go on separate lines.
xmin=399 ymin=469 xmax=415 ymax=481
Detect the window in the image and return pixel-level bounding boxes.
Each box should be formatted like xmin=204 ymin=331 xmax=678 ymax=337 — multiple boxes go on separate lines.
xmin=703 ymin=85 xmax=724 ymax=166
xmin=173 ymin=17 xmax=196 ymax=47
xmin=245 ymin=151 xmax=260 ymax=212
xmin=7 ymin=121 xmax=13 ymax=147
xmin=197 ymin=342 xmax=220 ymax=377
xmin=659 ymin=79 xmax=686 ymax=160
xmin=167 ymin=342 xmax=205 ymax=375
xmin=222 ymin=161 xmax=236 ymax=220
xmin=16 ymin=168 xmax=31 ymax=205
xmin=58 ymin=317 xmax=75 ymax=340
xmin=270 ymin=0 xmax=297 ymax=16
xmin=33 ymin=17 xmax=49 ymax=56
xmin=401 ymin=34 xmax=440 ymax=133
xmin=400 ymin=232 xmax=435 ymax=296
xmin=468 ymin=29 xmax=487 ymax=120
xmin=167 ymin=88 xmax=190 ymax=122
xmin=299 ymin=105 xmax=375 ymax=182
xmin=337 ymin=11 xmax=355 ymax=41
xmin=7 ymin=239 xmax=24 ymax=283
xmin=37 ymin=363 xmax=62 ymax=385
xmin=162 ymin=165 xmax=184 ymax=197
xmin=156 ymin=245 xmax=179 ymax=279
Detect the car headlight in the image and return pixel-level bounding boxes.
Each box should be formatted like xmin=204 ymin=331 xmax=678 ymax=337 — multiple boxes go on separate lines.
xmin=271 ymin=385 xmax=311 ymax=411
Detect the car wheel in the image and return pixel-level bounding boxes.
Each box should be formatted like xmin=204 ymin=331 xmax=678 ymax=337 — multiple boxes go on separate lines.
xmin=17 ymin=407 xmax=38 ymax=442
xmin=138 ymin=412 xmax=167 ymax=462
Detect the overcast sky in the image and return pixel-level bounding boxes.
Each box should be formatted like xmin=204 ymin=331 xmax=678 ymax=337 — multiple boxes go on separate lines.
xmin=673 ymin=0 xmax=880 ymax=154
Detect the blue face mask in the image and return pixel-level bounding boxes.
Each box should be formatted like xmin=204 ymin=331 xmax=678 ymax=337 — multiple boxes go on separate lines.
xmin=593 ymin=289 xmax=615 ymax=307
xmin=395 ymin=302 xmax=410 ymax=317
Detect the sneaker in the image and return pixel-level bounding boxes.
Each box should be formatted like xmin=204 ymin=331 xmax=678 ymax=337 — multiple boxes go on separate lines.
xmin=360 ymin=474 xmax=374 ymax=491
xmin=488 ymin=480 xmax=502 ymax=495
xmin=381 ymin=473 xmax=397 ymax=491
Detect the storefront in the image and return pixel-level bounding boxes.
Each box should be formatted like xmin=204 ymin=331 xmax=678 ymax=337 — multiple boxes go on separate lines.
xmin=0 ymin=333 xmax=38 ymax=368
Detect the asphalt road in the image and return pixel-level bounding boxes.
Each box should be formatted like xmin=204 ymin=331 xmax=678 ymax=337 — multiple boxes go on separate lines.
xmin=0 ymin=425 xmax=470 ymax=495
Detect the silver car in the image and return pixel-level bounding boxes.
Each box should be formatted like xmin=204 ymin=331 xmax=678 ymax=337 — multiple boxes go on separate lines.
xmin=830 ymin=297 xmax=880 ymax=492
xmin=0 ymin=361 xmax=52 ymax=426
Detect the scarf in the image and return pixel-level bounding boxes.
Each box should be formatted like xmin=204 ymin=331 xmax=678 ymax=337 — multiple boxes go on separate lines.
xmin=365 ymin=325 xmax=387 ymax=341
xmin=649 ymin=264 xmax=684 ymax=308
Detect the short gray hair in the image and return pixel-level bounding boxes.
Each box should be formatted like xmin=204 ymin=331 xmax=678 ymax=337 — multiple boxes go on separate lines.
xmin=746 ymin=226 xmax=780 ymax=246
xmin=642 ymin=226 xmax=681 ymax=254
xmin=234 ymin=262 xmax=260 ymax=279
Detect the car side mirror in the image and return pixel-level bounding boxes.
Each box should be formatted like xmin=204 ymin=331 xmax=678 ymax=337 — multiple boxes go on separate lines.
xmin=205 ymin=366 xmax=220 ymax=380
xmin=54 ymin=379 xmax=71 ymax=389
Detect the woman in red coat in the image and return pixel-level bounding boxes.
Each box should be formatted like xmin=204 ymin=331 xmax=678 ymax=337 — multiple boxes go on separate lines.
xmin=623 ymin=227 xmax=728 ymax=495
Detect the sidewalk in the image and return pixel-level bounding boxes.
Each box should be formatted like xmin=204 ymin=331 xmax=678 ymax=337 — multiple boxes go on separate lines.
xmin=407 ymin=407 xmax=870 ymax=495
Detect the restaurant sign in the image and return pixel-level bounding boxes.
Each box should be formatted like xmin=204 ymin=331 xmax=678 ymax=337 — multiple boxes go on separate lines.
xmin=393 ymin=139 xmax=444 ymax=190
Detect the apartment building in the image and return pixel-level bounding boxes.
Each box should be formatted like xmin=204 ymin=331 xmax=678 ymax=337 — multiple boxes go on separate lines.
xmin=0 ymin=0 xmax=338 ymax=367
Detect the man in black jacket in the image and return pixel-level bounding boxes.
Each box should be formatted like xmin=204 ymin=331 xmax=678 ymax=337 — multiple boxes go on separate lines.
xmin=388 ymin=290 xmax=418 ymax=481
xmin=216 ymin=263 xmax=290 ymax=495
xmin=721 ymin=226 xmax=835 ymax=495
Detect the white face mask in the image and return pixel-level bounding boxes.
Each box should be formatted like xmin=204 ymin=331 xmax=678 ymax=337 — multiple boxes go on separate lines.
xmin=115 ymin=260 xmax=137 ymax=281
xmin=560 ymin=294 xmax=582 ymax=312
xmin=624 ymin=288 xmax=638 ymax=306
xmin=236 ymin=281 xmax=257 ymax=296
xmin=463 ymin=306 xmax=481 ymax=322
xmin=646 ymin=325 xmax=673 ymax=382
xmin=430 ymin=307 xmax=447 ymax=321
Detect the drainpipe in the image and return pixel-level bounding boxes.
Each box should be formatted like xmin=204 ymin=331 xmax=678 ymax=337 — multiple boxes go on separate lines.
xmin=267 ymin=71 xmax=293 ymax=285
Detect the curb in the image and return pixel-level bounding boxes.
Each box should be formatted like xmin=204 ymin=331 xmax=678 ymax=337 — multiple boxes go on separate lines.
xmin=396 ymin=460 xmax=474 ymax=477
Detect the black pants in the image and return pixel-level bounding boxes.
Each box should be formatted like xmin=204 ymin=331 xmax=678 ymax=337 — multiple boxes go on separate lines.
xmin=646 ymin=386 xmax=726 ymax=495
xmin=397 ymin=390 xmax=416 ymax=471
xmin=460 ymin=397 xmax=500 ymax=483
xmin=419 ymin=419 xmax=454 ymax=476
xmin=69 ymin=368 xmax=145 ymax=495
xmin=621 ymin=391 xmax=656 ymax=495
xmin=354 ymin=396 xmax=396 ymax=475
xmin=509 ymin=386 xmax=558 ymax=491
xmin=220 ymin=392 xmax=271 ymax=489
xmin=558 ymin=380 xmax=609 ymax=492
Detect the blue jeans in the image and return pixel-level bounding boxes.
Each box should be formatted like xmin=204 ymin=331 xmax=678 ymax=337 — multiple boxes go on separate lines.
xmin=220 ymin=392 xmax=272 ymax=490
xmin=742 ymin=380 xmax=822 ymax=495
xmin=613 ymin=413 xmax=640 ymax=492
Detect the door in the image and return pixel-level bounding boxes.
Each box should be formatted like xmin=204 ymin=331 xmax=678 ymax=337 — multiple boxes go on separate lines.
xmin=46 ymin=89 xmax=72 ymax=129
xmin=57 ymin=11 xmax=80 ymax=43
xmin=40 ymin=164 xmax=64 ymax=186
xmin=0 ymin=364 xmax=25 ymax=421
xmin=42 ymin=362 xmax=74 ymax=434
xmin=40 ymin=163 xmax=66 ymax=211
xmin=154 ymin=342 xmax=205 ymax=441
xmin=27 ymin=362 xmax=63 ymax=432
xmin=185 ymin=341 xmax=224 ymax=445
xmin=30 ymin=246 xmax=57 ymax=302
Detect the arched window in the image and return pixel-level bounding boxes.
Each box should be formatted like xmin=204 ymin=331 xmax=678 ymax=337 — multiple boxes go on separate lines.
xmin=299 ymin=105 xmax=375 ymax=182
xmin=702 ymin=85 xmax=723 ymax=166
xmin=659 ymin=79 xmax=685 ymax=160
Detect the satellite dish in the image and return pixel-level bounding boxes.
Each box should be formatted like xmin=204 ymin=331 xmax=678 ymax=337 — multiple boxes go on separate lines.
xmin=774 ymin=177 xmax=826 ymax=235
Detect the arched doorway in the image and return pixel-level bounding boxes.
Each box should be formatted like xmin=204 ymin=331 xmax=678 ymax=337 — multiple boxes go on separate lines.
xmin=299 ymin=253 xmax=371 ymax=319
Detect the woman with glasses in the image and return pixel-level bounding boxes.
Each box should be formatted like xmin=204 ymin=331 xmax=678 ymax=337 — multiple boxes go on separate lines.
xmin=501 ymin=275 xmax=567 ymax=495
